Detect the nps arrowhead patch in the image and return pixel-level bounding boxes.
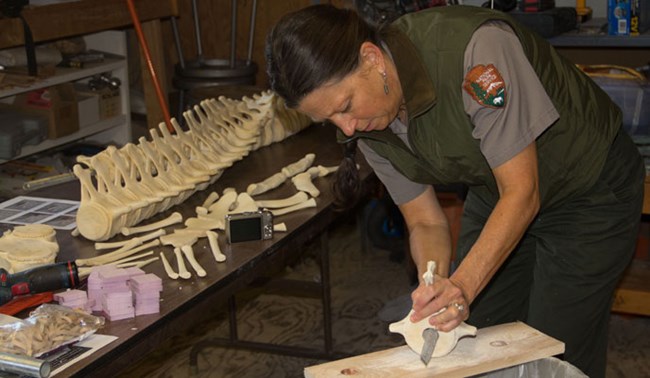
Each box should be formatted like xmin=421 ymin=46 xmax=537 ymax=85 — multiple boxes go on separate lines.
xmin=463 ymin=64 xmax=506 ymax=108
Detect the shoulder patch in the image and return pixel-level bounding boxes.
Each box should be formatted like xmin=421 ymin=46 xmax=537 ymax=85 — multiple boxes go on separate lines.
xmin=463 ymin=64 xmax=506 ymax=108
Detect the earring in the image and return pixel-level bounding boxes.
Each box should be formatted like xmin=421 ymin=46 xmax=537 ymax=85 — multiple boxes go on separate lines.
xmin=382 ymin=71 xmax=389 ymax=95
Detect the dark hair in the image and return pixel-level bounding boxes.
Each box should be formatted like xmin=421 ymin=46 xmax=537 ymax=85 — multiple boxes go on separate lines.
xmin=265 ymin=4 xmax=382 ymax=109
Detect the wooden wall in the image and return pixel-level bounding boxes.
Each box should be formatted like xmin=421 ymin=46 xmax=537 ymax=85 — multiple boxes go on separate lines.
xmin=157 ymin=0 xmax=351 ymax=91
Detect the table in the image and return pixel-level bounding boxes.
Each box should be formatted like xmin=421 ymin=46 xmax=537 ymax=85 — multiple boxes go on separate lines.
xmin=28 ymin=125 xmax=371 ymax=376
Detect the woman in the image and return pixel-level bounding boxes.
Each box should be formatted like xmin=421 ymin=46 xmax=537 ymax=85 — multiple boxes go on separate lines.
xmin=265 ymin=4 xmax=644 ymax=377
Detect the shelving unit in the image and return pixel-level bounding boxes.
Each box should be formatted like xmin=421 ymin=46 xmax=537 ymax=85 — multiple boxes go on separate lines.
xmin=0 ymin=30 xmax=131 ymax=164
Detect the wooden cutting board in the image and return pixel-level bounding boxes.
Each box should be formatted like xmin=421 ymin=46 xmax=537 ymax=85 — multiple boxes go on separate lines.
xmin=304 ymin=321 xmax=564 ymax=378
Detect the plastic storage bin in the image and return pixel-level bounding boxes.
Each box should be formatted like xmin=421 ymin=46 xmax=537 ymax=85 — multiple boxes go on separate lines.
xmin=478 ymin=357 xmax=587 ymax=377
xmin=579 ymin=65 xmax=650 ymax=136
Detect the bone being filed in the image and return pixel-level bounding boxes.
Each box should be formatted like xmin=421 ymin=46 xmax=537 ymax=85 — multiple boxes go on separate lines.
xmin=160 ymin=251 xmax=179 ymax=279
xmin=270 ymin=198 xmax=317 ymax=216
xmin=281 ymin=153 xmax=316 ymax=178
xmin=206 ymin=231 xmax=226 ymax=262
xmin=173 ymin=247 xmax=192 ymax=279
xmin=181 ymin=245 xmax=206 ymax=277
xmin=246 ymin=172 xmax=287 ymax=196
xmin=122 ymin=212 xmax=183 ymax=236
xmin=255 ymin=192 xmax=309 ymax=209
xmin=389 ymin=312 xmax=477 ymax=359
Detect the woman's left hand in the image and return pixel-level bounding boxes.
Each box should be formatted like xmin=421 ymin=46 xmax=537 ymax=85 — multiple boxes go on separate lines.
xmin=410 ymin=276 xmax=469 ymax=332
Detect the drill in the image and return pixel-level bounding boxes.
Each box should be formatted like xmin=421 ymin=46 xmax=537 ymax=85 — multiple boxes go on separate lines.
xmin=0 ymin=261 xmax=79 ymax=306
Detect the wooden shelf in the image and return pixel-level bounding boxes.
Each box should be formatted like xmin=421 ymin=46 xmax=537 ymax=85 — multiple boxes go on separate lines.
xmin=548 ymin=18 xmax=650 ymax=48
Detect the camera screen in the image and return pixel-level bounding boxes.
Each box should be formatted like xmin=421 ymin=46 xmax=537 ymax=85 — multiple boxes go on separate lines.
xmin=230 ymin=217 xmax=262 ymax=242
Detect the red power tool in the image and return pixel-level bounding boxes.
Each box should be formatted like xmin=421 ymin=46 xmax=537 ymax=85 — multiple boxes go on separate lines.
xmin=0 ymin=261 xmax=79 ymax=306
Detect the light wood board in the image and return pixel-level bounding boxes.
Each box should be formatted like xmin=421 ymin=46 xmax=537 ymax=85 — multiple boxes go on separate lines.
xmin=304 ymin=321 xmax=564 ymax=378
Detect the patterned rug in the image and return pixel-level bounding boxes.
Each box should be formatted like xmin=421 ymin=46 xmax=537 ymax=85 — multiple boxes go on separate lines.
xmin=117 ymin=216 xmax=650 ymax=378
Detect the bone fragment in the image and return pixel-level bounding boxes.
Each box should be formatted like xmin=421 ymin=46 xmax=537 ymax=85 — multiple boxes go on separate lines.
xmin=160 ymin=231 xmax=199 ymax=249
xmin=229 ymin=192 xmax=259 ymax=214
xmin=77 ymin=239 xmax=161 ymax=266
xmin=270 ymin=198 xmax=317 ymax=216
xmin=206 ymin=231 xmax=226 ymax=262
xmin=95 ymin=229 xmax=166 ymax=250
xmin=160 ymin=251 xmax=179 ymax=279
xmin=273 ymin=223 xmax=287 ymax=232
xmin=315 ymin=165 xmax=338 ymax=177
xmin=246 ymin=172 xmax=287 ymax=196
xmin=173 ymin=247 xmax=192 ymax=279
xmin=255 ymin=192 xmax=309 ymax=209
xmin=281 ymin=153 xmax=315 ymax=178
xmin=181 ymin=245 xmax=206 ymax=277
xmin=116 ymin=256 xmax=159 ymax=269
xmin=292 ymin=171 xmax=321 ymax=197
xmin=109 ymin=251 xmax=154 ymax=266
xmin=121 ymin=212 xmax=183 ymax=236
xmin=201 ymin=191 xmax=220 ymax=209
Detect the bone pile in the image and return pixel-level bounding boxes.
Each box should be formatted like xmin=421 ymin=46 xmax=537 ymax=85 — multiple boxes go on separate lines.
xmin=73 ymin=91 xmax=311 ymax=241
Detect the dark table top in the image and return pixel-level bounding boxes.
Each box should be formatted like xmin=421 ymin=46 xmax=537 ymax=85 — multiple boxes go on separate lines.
xmin=23 ymin=124 xmax=372 ymax=376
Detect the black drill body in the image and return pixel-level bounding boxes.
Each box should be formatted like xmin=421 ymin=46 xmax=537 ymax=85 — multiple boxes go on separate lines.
xmin=0 ymin=261 xmax=79 ymax=305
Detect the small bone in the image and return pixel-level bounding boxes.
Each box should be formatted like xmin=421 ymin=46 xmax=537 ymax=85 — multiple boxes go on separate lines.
xmin=160 ymin=251 xmax=179 ymax=279
xmin=109 ymin=251 xmax=155 ymax=266
xmin=229 ymin=192 xmax=259 ymax=214
xmin=206 ymin=231 xmax=226 ymax=262
xmin=121 ymin=212 xmax=183 ymax=236
xmin=201 ymin=191 xmax=220 ymax=208
xmin=291 ymin=171 xmax=320 ymax=197
xmin=181 ymin=245 xmax=206 ymax=277
xmin=95 ymin=229 xmax=166 ymax=250
xmin=273 ymin=223 xmax=287 ymax=232
xmin=160 ymin=231 xmax=200 ymax=248
xmin=116 ymin=256 xmax=159 ymax=269
xmin=173 ymin=247 xmax=192 ymax=279
xmin=255 ymin=192 xmax=309 ymax=209
xmin=246 ymin=172 xmax=287 ymax=196
xmin=270 ymin=198 xmax=317 ymax=216
xmin=77 ymin=239 xmax=161 ymax=266
xmin=315 ymin=165 xmax=338 ymax=177
xmin=281 ymin=153 xmax=315 ymax=178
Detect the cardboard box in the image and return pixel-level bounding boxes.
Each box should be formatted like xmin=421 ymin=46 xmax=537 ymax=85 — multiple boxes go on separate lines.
xmin=74 ymin=84 xmax=121 ymax=120
xmin=76 ymin=92 xmax=100 ymax=128
xmin=631 ymin=0 xmax=650 ymax=34
xmin=609 ymin=0 xmax=632 ymax=35
xmin=610 ymin=0 xmax=649 ymax=35
xmin=13 ymin=84 xmax=80 ymax=139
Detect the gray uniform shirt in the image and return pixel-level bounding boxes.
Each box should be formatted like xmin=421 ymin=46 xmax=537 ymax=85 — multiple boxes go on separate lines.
xmin=359 ymin=21 xmax=560 ymax=205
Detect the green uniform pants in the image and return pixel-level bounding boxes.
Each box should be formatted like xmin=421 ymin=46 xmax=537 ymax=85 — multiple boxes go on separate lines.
xmin=454 ymin=129 xmax=645 ymax=378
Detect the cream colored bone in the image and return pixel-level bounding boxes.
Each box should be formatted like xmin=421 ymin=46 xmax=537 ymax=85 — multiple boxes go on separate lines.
xmin=292 ymin=171 xmax=321 ymax=197
xmin=159 ymin=231 xmax=200 ymax=249
xmin=229 ymin=192 xmax=259 ymax=214
xmin=273 ymin=223 xmax=287 ymax=232
xmin=94 ymin=229 xmax=166 ymax=250
xmin=270 ymin=198 xmax=317 ymax=216
xmin=246 ymin=172 xmax=287 ymax=196
xmin=116 ymin=256 xmax=158 ymax=270
xmin=173 ymin=247 xmax=192 ymax=279
xmin=181 ymin=245 xmax=206 ymax=277
xmin=281 ymin=153 xmax=316 ymax=178
xmin=201 ymin=192 xmax=220 ymax=209
xmin=389 ymin=261 xmax=477 ymax=360
xmin=184 ymin=217 xmax=223 ymax=231
xmin=255 ymin=192 xmax=309 ymax=209
xmin=122 ymin=212 xmax=183 ymax=236
xmin=109 ymin=251 xmax=154 ymax=266
xmin=160 ymin=251 xmax=179 ymax=279
xmin=206 ymin=231 xmax=226 ymax=262
xmin=77 ymin=239 xmax=160 ymax=267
